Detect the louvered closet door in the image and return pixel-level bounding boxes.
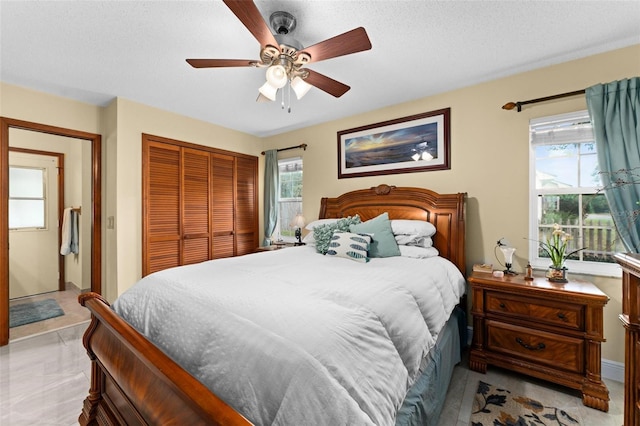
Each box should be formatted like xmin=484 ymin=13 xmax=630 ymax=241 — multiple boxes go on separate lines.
xmin=144 ymin=141 xmax=181 ymax=275
xmin=211 ymin=153 xmax=235 ymax=259
xmin=182 ymin=148 xmax=211 ymax=265
xmin=235 ymin=156 xmax=258 ymax=256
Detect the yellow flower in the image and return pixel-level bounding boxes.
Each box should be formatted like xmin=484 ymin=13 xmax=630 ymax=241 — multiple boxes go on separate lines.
xmin=537 ymin=223 xmax=585 ymax=268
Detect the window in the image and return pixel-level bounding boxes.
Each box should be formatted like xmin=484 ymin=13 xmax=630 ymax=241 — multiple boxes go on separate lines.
xmin=9 ymin=166 xmax=47 ymax=229
xmin=276 ymin=157 xmax=303 ymax=241
xmin=529 ymin=111 xmax=623 ymax=277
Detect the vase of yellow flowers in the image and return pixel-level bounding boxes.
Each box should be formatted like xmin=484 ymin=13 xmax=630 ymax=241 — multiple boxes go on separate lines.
xmin=539 ymin=224 xmax=585 ymax=283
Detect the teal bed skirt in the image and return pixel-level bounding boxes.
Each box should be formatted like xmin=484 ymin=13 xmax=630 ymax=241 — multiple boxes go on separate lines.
xmin=395 ymin=306 xmax=466 ymax=426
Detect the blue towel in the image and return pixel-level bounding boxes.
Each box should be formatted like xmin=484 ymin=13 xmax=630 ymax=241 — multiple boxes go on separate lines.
xmin=70 ymin=210 xmax=79 ymax=255
xmin=60 ymin=208 xmax=79 ymax=255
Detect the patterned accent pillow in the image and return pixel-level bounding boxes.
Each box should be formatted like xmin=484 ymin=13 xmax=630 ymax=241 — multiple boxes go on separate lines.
xmin=326 ymin=231 xmax=371 ymax=263
xmin=313 ymin=215 xmax=361 ymax=254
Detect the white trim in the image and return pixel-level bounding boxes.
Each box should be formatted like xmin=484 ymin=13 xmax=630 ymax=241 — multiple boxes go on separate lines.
xmin=466 ymin=326 xmax=624 ymax=382
xmin=601 ymin=358 xmax=624 ymax=383
xmin=529 ymin=260 xmax=622 ymax=278
xmin=528 ymin=110 xmax=622 ymax=279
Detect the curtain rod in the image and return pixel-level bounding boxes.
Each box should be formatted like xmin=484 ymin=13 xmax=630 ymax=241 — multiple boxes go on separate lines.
xmin=502 ymin=89 xmax=585 ymax=112
xmin=261 ymin=143 xmax=307 ymax=155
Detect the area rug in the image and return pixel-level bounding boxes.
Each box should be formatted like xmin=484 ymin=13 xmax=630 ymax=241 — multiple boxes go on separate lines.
xmin=9 ymin=298 xmax=65 ymax=328
xmin=470 ymin=380 xmax=581 ymax=426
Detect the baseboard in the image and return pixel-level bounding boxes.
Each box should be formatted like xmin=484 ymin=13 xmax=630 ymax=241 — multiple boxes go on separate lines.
xmin=465 ymin=326 xmax=624 ymax=383
xmin=601 ymin=358 xmax=624 ymax=383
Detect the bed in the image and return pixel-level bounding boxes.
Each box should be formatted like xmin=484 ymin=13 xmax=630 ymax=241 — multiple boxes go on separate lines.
xmin=78 ymin=184 xmax=466 ymax=425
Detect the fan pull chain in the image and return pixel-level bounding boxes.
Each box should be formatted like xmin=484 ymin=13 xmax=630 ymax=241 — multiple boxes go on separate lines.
xmin=280 ymin=87 xmax=285 ymax=110
xmin=287 ymin=81 xmax=292 ymax=113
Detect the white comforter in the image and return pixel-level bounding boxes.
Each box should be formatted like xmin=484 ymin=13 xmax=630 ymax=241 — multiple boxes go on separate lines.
xmin=113 ymin=246 xmax=465 ymax=426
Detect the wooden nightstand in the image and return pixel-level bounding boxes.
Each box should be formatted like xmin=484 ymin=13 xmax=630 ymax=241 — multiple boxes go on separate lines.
xmin=468 ymin=271 xmax=610 ymax=412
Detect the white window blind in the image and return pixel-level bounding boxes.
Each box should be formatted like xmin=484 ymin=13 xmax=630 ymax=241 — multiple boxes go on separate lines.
xmin=530 ymin=111 xmax=594 ymax=146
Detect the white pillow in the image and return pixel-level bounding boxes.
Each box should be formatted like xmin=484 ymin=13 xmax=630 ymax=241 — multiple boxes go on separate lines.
xmin=398 ymin=245 xmax=439 ymax=259
xmin=305 ymin=218 xmax=340 ymax=230
xmin=395 ymin=235 xmax=433 ymax=247
xmin=302 ymin=232 xmax=315 ymax=246
xmin=326 ymin=231 xmax=371 ymax=263
xmin=390 ymin=220 xmax=436 ymax=237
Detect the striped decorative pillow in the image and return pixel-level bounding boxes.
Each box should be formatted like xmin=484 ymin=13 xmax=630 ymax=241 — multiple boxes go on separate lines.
xmin=326 ymin=231 xmax=371 ymax=263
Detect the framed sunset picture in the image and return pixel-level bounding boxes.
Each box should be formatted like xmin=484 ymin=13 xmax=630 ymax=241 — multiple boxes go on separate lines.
xmin=337 ymin=108 xmax=450 ymax=178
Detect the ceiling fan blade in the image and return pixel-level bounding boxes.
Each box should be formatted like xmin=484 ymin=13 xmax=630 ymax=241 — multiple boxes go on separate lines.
xmin=299 ymin=27 xmax=372 ymax=64
xmin=304 ymin=70 xmax=350 ymax=98
xmin=223 ymin=0 xmax=279 ymax=49
xmin=186 ymin=59 xmax=255 ymax=68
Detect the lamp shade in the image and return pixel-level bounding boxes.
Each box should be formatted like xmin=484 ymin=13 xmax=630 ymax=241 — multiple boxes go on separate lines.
xmin=266 ymin=64 xmax=288 ymax=89
xmin=499 ymin=246 xmax=516 ymax=265
xmin=291 ymin=76 xmax=312 ymax=100
xmin=292 ymin=214 xmax=306 ymax=229
xmin=258 ymin=81 xmax=278 ymax=101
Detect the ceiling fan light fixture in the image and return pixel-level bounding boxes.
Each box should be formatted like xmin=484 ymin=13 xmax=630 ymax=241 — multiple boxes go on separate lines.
xmin=266 ymin=64 xmax=288 ymax=89
xmin=258 ymin=81 xmax=278 ymax=101
xmin=256 ymin=92 xmax=273 ymax=103
xmin=291 ymin=76 xmax=312 ymax=100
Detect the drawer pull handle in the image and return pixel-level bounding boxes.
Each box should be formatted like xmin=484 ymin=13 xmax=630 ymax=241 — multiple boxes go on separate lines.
xmin=499 ymin=303 xmax=506 ymax=309
xmin=557 ymin=312 xmax=567 ymax=321
xmin=515 ymin=337 xmax=546 ymax=351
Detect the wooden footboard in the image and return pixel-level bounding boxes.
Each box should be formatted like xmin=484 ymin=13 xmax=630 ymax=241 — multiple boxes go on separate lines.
xmin=78 ymin=292 xmax=251 ymax=426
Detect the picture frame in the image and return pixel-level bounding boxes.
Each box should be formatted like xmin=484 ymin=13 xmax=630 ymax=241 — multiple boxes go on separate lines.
xmin=337 ymin=108 xmax=450 ymax=179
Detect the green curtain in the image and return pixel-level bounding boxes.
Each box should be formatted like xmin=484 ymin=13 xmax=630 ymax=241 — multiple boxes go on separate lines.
xmin=263 ymin=149 xmax=279 ymax=246
xmin=586 ymin=77 xmax=640 ymax=252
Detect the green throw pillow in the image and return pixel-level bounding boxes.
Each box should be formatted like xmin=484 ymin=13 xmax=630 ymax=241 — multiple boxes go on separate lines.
xmin=349 ymin=212 xmax=400 ymax=258
xmin=313 ymin=215 xmax=361 ymax=254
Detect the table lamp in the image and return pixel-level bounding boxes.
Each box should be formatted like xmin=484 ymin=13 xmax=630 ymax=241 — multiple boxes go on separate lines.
xmin=292 ymin=214 xmax=306 ymax=246
xmin=496 ymin=238 xmax=517 ymax=275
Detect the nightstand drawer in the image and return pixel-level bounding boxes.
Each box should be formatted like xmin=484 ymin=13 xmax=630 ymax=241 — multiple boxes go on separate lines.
xmin=486 ymin=320 xmax=584 ymax=374
xmin=486 ymin=292 xmax=583 ymax=330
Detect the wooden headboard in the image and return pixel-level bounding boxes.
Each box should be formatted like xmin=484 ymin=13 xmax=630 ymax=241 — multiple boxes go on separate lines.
xmin=319 ymin=184 xmax=466 ymax=274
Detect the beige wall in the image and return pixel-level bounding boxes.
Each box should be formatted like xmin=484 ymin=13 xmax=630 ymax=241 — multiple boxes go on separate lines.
xmin=110 ymin=98 xmax=263 ymax=297
xmin=0 ymin=83 xmax=103 ymax=133
xmin=262 ymin=44 xmax=640 ymax=364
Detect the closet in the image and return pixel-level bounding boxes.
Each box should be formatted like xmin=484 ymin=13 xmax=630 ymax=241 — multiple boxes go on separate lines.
xmin=143 ymin=134 xmax=258 ymax=276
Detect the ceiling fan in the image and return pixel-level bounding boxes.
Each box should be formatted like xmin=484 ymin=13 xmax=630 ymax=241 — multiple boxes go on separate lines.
xmin=186 ymin=0 xmax=372 ymax=105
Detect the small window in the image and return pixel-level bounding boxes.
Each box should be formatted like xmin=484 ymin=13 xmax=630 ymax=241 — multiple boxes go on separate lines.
xmin=9 ymin=166 xmax=46 ymax=229
xmin=276 ymin=157 xmax=302 ymax=241
xmin=529 ymin=111 xmax=623 ymax=277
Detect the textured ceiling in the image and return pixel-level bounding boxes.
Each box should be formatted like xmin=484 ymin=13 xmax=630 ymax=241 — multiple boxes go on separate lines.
xmin=1 ymin=1 xmax=639 ymax=137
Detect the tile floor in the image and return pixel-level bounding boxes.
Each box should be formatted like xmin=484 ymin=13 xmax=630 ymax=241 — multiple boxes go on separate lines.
xmin=0 ymin=322 xmax=91 ymax=426
xmin=0 ymin=325 xmax=625 ymax=425
xmin=9 ymin=285 xmax=91 ymax=341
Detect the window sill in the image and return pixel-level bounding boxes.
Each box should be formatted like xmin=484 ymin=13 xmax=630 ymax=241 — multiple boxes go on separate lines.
xmin=531 ymin=260 xmax=622 ymax=279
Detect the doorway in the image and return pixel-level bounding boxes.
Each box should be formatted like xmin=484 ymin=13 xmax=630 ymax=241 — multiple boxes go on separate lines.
xmin=1 ymin=117 xmax=102 ymax=346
